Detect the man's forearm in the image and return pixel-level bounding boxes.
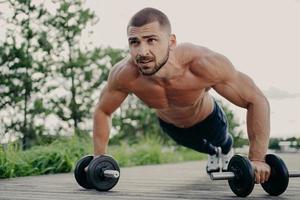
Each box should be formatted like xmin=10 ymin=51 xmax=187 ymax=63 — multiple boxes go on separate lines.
xmin=93 ymin=110 xmax=112 ymax=156
xmin=246 ymin=96 xmax=270 ymax=161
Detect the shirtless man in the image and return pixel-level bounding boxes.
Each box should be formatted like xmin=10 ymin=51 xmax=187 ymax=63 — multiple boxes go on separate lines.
xmin=93 ymin=8 xmax=271 ymax=183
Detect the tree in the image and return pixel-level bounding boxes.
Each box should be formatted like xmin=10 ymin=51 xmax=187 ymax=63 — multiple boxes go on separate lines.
xmin=0 ymin=0 xmax=126 ymax=148
xmin=0 ymin=0 xmax=52 ymax=149
xmin=46 ymin=0 xmax=126 ymax=136
xmin=269 ymin=138 xmax=281 ymax=150
xmin=111 ymin=96 xmax=166 ymax=145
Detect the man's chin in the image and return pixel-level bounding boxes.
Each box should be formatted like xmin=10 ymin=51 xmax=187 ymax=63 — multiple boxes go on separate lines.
xmin=141 ymin=70 xmax=156 ymax=76
xmin=138 ymin=67 xmax=158 ymax=76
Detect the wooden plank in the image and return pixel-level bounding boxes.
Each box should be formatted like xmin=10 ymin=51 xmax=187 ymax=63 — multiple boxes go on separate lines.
xmin=0 ymin=153 xmax=299 ymax=200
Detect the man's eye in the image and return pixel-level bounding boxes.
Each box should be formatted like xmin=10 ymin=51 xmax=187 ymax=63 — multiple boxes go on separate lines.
xmin=130 ymin=40 xmax=139 ymax=45
xmin=148 ymin=38 xmax=157 ymax=43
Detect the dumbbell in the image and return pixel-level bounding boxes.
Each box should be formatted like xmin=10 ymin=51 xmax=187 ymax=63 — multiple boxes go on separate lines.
xmin=74 ymin=155 xmax=120 ymax=191
xmin=210 ymin=154 xmax=300 ymax=197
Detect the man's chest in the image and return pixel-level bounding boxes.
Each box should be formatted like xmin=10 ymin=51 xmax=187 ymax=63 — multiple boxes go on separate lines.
xmin=128 ymin=72 xmax=211 ymax=109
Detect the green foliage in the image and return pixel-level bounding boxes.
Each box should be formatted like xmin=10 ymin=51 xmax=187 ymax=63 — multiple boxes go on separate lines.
xmin=268 ymin=137 xmax=300 ymax=150
xmin=0 ymin=0 xmax=53 ymax=149
xmin=285 ymin=137 xmax=300 ymax=148
xmin=0 ymin=0 xmax=126 ymax=148
xmin=0 ymin=135 xmax=205 ymax=178
xmin=110 ymin=138 xmax=204 ymax=167
xmin=0 ymin=135 xmax=92 ymax=178
xmin=45 ymin=0 xmax=126 ymax=136
xmin=269 ymin=138 xmax=281 ymax=150
xmin=111 ymin=96 xmax=168 ymax=145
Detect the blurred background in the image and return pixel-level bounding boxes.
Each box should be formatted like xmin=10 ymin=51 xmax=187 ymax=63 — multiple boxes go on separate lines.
xmin=0 ymin=0 xmax=299 ymax=178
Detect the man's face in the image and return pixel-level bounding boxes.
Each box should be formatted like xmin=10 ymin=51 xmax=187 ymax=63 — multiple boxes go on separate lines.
xmin=127 ymin=21 xmax=171 ymax=76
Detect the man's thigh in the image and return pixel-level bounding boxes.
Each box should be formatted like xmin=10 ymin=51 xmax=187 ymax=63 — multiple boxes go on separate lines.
xmin=158 ymin=101 xmax=229 ymax=152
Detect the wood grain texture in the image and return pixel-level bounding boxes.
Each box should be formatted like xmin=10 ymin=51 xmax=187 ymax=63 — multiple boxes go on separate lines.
xmin=0 ymin=153 xmax=299 ymax=200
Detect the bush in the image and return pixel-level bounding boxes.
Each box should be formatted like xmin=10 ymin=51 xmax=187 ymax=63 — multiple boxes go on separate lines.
xmin=0 ymin=135 xmax=205 ymax=178
xmin=0 ymin=135 xmax=92 ymax=178
xmin=109 ymin=135 xmax=205 ymax=167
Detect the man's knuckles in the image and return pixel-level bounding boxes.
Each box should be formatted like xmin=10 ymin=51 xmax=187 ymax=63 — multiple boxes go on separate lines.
xmin=253 ymin=162 xmax=271 ymax=183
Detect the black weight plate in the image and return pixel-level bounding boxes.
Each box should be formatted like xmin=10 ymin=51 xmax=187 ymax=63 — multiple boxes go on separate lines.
xmin=228 ymin=155 xmax=255 ymax=197
xmin=74 ymin=155 xmax=94 ymax=189
xmin=261 ymin=154 xmax=289 ymax=196
xmin=87 ymin=155 xmax=120 ymax=191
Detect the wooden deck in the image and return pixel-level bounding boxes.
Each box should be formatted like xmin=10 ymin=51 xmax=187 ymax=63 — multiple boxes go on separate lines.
xmin=0 ymin=153 xmax=299 ymax=200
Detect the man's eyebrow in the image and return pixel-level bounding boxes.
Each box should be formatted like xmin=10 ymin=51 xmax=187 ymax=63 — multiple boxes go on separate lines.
xmin=142 ymin=35 xmax=158 ymax=39
xmin=128 ymin=37 xmax=138 ymax=42
xmin=128 ymin=35 xmax=158 ymax=41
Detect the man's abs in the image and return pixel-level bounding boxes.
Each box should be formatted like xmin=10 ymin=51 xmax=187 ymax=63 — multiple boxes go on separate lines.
xmin=156 ymin=93 xmax=214 ymax=128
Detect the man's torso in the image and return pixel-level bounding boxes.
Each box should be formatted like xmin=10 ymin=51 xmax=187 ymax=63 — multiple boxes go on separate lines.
xmin=114 ymin=43 xmax=217 ymax=128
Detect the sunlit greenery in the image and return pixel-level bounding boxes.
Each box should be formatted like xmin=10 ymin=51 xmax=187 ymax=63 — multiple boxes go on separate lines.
xmin=0 ymin=135 xmax=205 ymax=178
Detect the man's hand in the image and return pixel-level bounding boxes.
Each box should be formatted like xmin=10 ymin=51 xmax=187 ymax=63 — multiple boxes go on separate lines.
xmin=84 ymin=155 xmax=104 ymax=172
xmin=251 ymin=160 xmax=271 ymax=183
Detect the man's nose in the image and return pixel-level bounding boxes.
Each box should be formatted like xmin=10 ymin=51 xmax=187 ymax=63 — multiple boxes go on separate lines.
xmin=137 ymin=44 xmax=150 ymax=56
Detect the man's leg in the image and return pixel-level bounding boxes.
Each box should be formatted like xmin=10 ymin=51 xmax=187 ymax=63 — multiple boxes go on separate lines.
xmin=218 ymin=134 xmax=233 ymax=154
xmin=202 ymin=101 xmax=234 ymax=172
xmin=157 ymin=101 xmax=234 ymax=172
xmin=158 ymin=118 xmax=219 ymax=155
xmin=211 ymin=133 xmax=234 ymax=171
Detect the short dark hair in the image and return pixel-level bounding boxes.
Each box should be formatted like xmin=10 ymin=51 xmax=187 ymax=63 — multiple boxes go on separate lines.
xmin=127 ymin=7 xmax=171 ymax=33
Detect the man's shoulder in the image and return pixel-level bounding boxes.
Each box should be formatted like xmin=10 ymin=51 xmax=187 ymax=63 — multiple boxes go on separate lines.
xmin=175 ymin=43 xmax=229 ymax=81
xmin=174 ymin=43 xmax=215 ymax=65
xmin=175 ymin=42 xmax=210 ymax=53
xmin=108 ymin=56 xmax=139 ymax=89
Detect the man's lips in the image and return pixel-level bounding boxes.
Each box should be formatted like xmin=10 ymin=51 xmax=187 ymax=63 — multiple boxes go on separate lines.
xmin=136 ymin=57 xmax=154 ymax=64
xmin=138 ymin=60 xmax=152 ymax=63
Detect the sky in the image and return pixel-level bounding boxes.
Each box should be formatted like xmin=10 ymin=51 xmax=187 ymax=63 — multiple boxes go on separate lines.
xmin=1 ymin=0 xmax=300 ymax=138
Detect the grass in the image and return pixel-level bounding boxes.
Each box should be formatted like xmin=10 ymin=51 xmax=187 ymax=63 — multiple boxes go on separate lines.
xmin=0 ymin=136 xmax=92 ymax=178
xmin=110 ymin=136 xmax=205 ymax=167
xmin=0 ymin=135 xmax=206 ymax=178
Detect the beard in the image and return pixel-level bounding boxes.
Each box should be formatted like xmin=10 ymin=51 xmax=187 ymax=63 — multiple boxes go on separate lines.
xmin=136 ymin=49 xmax=170 ymax=76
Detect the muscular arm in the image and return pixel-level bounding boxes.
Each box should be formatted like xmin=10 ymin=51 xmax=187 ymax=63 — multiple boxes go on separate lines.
xmin=93 ymin=67 xmax=128 ymax=156
xmin=209 ymin=54 xmax=270 ymax=161
xmin=185 ymin=43 xmax=270 ymax=183
xmin=186 ymin=43 xmax=270 ymax=161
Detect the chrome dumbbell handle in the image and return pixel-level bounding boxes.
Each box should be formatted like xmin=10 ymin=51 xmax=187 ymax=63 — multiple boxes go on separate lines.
xmin=210 ymin=172 xmax=235 ymax=180
xmin=210 ymin=170 xmax=300 ymax=180
xmin=103 ymin=170 xmax=120 ymax=178
xmin=289 ymin=170 xmax=300 ymax=178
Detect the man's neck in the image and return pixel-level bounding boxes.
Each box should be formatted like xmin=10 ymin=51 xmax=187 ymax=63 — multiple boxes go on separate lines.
xmin=151 ymin=53 xmax=182 ymax=80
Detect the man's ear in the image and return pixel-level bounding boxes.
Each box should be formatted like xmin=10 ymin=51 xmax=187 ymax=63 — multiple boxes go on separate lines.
xmin=169 ymin=34 xmax=177 ymax=50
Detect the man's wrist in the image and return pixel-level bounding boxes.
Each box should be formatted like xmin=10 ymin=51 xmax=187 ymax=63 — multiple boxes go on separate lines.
xmin=93 ymin=154 xmax=101 ymax=158
xmin=250 ymin=158 xmax=266 ymax=163
xmin=248 ymin=150 xmax=267 ymax=163
xmin=93 ymin=153 xmax=107 ymax=158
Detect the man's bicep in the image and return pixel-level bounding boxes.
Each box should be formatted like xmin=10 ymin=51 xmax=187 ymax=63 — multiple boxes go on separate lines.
xmin=96 ymin=84 xmax=128 ymax=115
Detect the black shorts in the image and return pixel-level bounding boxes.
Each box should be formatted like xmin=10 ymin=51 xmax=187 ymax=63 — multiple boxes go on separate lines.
xmin=158 ymin=100 xmax=233 ymax=155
